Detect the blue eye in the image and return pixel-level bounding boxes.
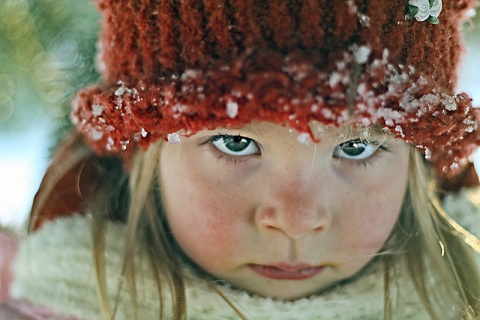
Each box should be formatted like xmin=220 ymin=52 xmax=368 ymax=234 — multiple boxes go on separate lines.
xmin=211 ymin=135 xmax=260 ymax=156
xmin=332 ymin=139 xmax=380 ymax=160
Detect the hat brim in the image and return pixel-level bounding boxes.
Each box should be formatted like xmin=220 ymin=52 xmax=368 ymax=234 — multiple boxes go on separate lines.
xmin=72 ymin=50 xmax=480 ymax=178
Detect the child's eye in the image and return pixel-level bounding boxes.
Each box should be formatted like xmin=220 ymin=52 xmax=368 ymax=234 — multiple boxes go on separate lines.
xmin=332 ymin=139 xmax=381 ymax=160
xmin=210 ymin=135 xmax=260 ymax=156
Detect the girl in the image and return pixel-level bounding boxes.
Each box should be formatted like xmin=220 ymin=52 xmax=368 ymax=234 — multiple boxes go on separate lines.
xmin=3 ymin=0 xmax=480 ymax=319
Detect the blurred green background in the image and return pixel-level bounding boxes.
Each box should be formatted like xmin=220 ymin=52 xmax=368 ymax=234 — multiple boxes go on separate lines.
xmin=0 ymin=1 xmax=479 ymax=230
xmin=0 ymin=0 xmax=99 ymax=134
xmin=0 ymin=0 xmax=99 ymax=230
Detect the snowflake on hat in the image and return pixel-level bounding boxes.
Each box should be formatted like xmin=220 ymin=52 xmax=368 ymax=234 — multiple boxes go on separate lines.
xmin=407 ymin=0 xmax=442 ymax=24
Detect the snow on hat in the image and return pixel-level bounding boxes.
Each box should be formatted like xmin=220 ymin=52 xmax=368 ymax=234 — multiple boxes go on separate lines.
xmin=72 ymin=0 xmax=480 ymax=179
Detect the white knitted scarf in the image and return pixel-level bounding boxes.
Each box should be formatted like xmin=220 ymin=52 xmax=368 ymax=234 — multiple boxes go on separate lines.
xmin=11 ymin=189 xmax=480 ymax=319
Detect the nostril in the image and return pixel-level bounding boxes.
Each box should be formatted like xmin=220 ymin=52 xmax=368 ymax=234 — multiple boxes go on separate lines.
xmin=256 ymin=205 xmax=329 ymax=238
xmin=282 ymin=224 xmax=326 ymax=239
xmin=285 ymin=230 xmax=310 ymax=239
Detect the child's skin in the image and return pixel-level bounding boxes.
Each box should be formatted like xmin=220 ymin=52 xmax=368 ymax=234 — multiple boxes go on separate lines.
xmin=160 ymin=122 xmax=411 ymax=300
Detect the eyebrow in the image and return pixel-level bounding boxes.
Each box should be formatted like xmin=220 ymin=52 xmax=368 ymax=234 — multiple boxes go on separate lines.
xmin=316 ymin=124 xmax=391 ymax=144
xmin=231 ymin=123 xmax=388 ymax=142
xmin=237 ymin=125 xmax=267 ymax=138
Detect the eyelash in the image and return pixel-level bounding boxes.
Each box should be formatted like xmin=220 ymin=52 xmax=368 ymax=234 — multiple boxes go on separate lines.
xmin=202 ymin=135 xmax=390 ymax=168
xmin=202 ymin=134 xmax=259 ymax=165
xmin=335 ymin=142 xmax=390 ymax=169
xmin=214 ymin=153 xmax=247 ymax=165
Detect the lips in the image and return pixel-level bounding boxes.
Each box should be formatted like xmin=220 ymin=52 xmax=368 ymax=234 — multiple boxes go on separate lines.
xmin=248 ymin=263 xmax=325 ymax=280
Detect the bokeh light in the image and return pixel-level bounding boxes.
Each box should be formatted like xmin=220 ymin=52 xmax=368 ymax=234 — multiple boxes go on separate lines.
xmin=0 ymin=0 xmax=99 ymax=230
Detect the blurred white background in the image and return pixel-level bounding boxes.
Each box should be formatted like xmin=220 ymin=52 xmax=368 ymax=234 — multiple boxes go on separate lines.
xmin=0 ymin=0 xmax=99 ymax=230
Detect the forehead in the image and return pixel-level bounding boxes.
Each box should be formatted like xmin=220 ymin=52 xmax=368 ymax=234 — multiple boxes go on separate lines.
xmin=220 ymin=121 xmax=391 ymax=143
xmin=310 ymin=122 xmax=389 ymax=140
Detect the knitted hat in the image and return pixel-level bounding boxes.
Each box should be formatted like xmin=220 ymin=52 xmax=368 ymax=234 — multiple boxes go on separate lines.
xmin=72 ymin=0 xmax=480 ymax=179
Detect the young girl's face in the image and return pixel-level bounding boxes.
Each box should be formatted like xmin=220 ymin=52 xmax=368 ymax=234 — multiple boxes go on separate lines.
xmin=160 ymin=122 xmax=410 ymax=300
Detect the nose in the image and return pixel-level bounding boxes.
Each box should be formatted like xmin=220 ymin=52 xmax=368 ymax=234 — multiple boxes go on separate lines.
xmin=256 ymin=169 xmax=330 ymax=238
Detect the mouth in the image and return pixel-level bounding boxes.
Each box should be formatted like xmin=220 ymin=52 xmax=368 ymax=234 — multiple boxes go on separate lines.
xmin=248 ymin=263 xmax=326 ymax=280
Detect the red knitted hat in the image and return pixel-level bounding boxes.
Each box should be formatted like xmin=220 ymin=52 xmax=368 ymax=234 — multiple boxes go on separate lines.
xmin=72 ymin=0 xmax=480 ymax=178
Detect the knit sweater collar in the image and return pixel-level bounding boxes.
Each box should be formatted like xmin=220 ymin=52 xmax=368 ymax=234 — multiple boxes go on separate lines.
xmin=11 ymin=215 xmax=431 ymax=319
xmin=13 ymin=187 xmax=480 ymax=319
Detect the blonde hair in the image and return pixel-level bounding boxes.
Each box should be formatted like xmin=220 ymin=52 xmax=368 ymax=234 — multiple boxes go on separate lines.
xmin=383 ymin=150 xmax=480 ymax=319
xmin=30 ymin=131 xmax=480 ymax=319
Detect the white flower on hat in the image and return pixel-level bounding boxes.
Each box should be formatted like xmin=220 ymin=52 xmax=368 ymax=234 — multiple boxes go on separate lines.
xmin=407 ymin=0 xmax=442 ymax=24
xmin=429 ymin=0 xmax=442 ymax=18
xmin=409 ymin=0 xmax=431 ymax=21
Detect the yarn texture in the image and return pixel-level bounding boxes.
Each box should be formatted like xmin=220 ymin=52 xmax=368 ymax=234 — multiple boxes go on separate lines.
xmin=71 ymin=0 xmax=480 ymax=178
xmin=11 ymin=187 xmax=480 ymax=319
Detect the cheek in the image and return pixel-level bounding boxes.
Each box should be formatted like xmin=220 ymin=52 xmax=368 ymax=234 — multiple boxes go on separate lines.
xmin=161 ymin=164 xmax=248 ymax=269
xmin=335 ymin=175 xmax=407 ymax=255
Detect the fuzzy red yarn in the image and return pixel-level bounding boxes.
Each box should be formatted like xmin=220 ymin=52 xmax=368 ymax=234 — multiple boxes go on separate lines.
xmin=72 ymin=0 xmax=480 ymax=179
